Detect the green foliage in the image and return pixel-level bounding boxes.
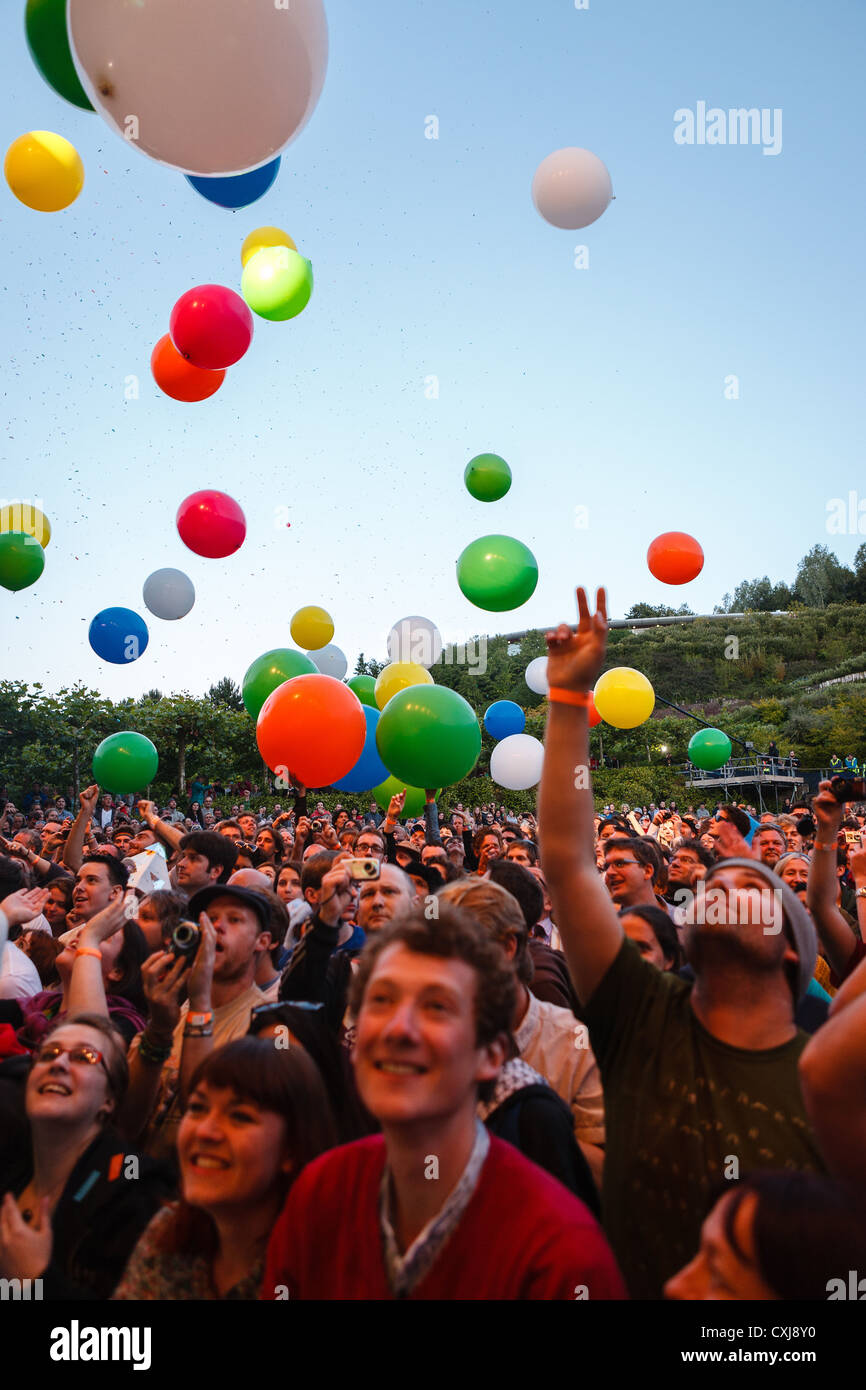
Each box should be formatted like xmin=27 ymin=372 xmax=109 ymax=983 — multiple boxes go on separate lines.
xmin=207 ymin=677 xmax=244 ymax=711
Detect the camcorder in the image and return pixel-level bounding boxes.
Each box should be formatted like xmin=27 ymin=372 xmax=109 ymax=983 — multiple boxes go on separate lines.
xmin=830 ymin=777 xmax=866 ymax=803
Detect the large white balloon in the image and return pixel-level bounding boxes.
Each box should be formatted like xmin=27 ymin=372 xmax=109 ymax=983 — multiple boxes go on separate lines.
xmin=524 ymin=656 xmax=549 ymax=695
xmin=142 ymin=568 xmax=195 ymax=620
xmin=532 ymin=148 xmax=612 ymax=230
xmin=308 ymin=644 xmax=347 ymax=680
xmin=386 ymin=615 xmax=443 ymax=668
xmin=490 ymin=734 xmax=545 ymax=791
xmin=67 ymin=0 xmax=328 ymax=176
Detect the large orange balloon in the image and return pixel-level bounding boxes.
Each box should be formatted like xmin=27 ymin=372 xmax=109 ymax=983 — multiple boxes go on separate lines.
xmin=256 ymin=674 xmax=366 ymax=788
xmin=151 ymin=333 xmax=226 ymax=403
xmin=647 ymin=531 xmax=704 ymax=585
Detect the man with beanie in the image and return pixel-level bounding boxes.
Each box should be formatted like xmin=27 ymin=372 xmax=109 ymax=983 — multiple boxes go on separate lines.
xmin=537 ymin=585 xmax=825 ymax=1300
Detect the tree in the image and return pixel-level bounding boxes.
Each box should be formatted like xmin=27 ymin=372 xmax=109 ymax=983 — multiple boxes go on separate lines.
xmin=207 ymin=677 xmax=244 ymax=711
xmin=792 ymin=547 xmax=853 ymax=609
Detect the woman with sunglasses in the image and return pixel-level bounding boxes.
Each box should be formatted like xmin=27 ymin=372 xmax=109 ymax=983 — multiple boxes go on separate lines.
xmin=0 ymin=1012 xmax=172 ymax=1299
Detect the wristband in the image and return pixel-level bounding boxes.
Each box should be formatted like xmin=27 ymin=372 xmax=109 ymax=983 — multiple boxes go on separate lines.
xmin=813 ymin=842 xmax=837 ymax=852
xmin=183 ymin=1025 xmax=214 ymax=1039
xmin=139 ymin=1034 xmax=172 ymax=1065
xmin=548 ymin=688 xmax=594 ymax=708
xmin=186 ymin=1010 xmax=213 ymax=1028
xmin=75 ymin=946 xmax=103 ymax=960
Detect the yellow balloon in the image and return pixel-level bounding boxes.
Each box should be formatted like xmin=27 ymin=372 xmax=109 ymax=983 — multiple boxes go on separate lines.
xmin=593 ymin=667 xmax=655 ymax=729
xmin=0 ymin=502 xmax=51 ymax=548
xmin=375 ymin=662 xmax=434 ymax=710
xmin=290 ymin=605 xmax=334 ymax=651
xmin=241 ymin=225 xmax=297 ymax=268
xmin=4 ymin=131 xmax=84 ymax=212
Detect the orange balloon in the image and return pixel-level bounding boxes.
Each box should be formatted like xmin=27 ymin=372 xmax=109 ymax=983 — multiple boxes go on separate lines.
xmin=151 ymin=333 xmax=226 ymax=403
xmin=647 ymin=531 xmax=704 ymax=585
xmin=256 ymin=673 xmax=366 ymax=788
xmin=588 ymin=694 xmax=602 ymax=728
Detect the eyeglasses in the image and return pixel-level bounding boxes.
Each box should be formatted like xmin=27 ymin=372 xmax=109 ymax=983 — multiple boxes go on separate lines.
xmin=34 ymin=1041 xmax=109 ymax=1077
xmin=605 ymin=858 xmax=640 ymax=870
xmin=250 ymin=1000 xmax=324 ymax=1021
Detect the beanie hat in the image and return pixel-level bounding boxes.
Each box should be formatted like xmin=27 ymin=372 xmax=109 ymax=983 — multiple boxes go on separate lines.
xmin=703 ymin=857 xmax=817 ymax=1003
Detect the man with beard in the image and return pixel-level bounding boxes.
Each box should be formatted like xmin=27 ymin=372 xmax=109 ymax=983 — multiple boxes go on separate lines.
xmin=663 ymin=842 xmax=713 ymax=905
xmin=751 ymin=823 xmax=787 ymax=870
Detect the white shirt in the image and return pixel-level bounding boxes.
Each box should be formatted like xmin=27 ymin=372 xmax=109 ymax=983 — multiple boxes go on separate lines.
xmin=0 ymin=940 xmax=42 ymax=999
xmin=513 ymin=989 xmax=606 ymax=1146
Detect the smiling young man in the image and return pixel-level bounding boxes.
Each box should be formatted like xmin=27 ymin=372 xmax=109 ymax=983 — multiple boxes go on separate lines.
xmin=264 ymin=903 xmax=624 ymax=1300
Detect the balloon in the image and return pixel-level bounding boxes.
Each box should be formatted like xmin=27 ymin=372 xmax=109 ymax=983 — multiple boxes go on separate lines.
xmin=376 ymin=686 xmax=481 ymax=788
xmin=257 ymin=674 xmax=365 ymax=788
xmin=186 ymin=158 xmax=280 ymax=209
xmin=4 ymin=131 xmax=84 ymax=211
xmin=67 ymin=0 xmax=329 ymax=176
xmin=92 ymin=731 xmax=158 ymax=794
xmin=331 ymin=706 xmax=390 ymax=794
xmin=688 ymin=728 xmax=732 ymax=771
xmin=176 ymin=491 xmax=246 ymax=559
xmin=241 ymin=225 xmax=297 ymax=268
xmin=593 ymin=668 xmax=655 ymax=729
xmin=0 ymin=503 xmax=51 ymax=548
xmin=347 ymin=675 xmax=377 ymax=708
xmin=373 ymin=777 xmax=434 ymax=819
xmin=457 ymin=535 xmax=538 ymax=612
xmin=375 ymin=662 xmax=433 ymax=710
xmin=532 ymin=147 xmax=612 ymax=230
xmin=490 ymin=734 xmax=545 ymax=791
xmin=386 ymin=615 xmax=443 ymax=668
xmin=308 ymin=644 xmax=348 ymax=680
xmin=647 ymin=531 xmax=704 ymax=585
xmin=150 ymin=334 xmax=225 ymax=404
xmin=241 ymin=247 xmax=313 ymax=322
xmin=25 ymin=0 xmax=93 ymax=110
xmin=170 ymin=285 xmax=253 ymax=370
xmin=464 ymin=453 xmax=512 ymax=502
xmin=588 ymin=694 xmax=602 ymax=728
xmin=242 ymin=648 xmax=317 ymax=721
xmin=0 ymin=533 xmax=45 ymax=591
xmin=484 ymin=700 xmax=525 ymax=740
xmin=88 ymin=607 xmax=149 ymax=664
xmin=142 ymin=568 xmax=195 ymax=621
xmin=290 ymin=605 xmax=334 ymax=651
xmin=524 ymin=656 xmax=549 ymax=695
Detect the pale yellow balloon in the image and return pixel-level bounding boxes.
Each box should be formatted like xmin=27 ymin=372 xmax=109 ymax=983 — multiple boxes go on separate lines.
xmin=375 ymin=662 xmax=434 ymax=710
xmin=4 ymin=131 xmax=84 ymax=212
xmin=290 ymin=604 xmax=334 ymax=651
xmin=0 ymin=502 xmax=51 ymax=548
xmin=241 ymin=225 xmax=297 ymax=268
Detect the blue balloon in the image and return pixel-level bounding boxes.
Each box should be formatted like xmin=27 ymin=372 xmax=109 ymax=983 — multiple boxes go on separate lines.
xmin=332 ymin=705 xmax=390 ymax=794
xmin=89 ymin=607 xmax=149 ymax=665
xmin=185 ymin=158 xmax=280 ymax=209
xmin=484 ymin=700 xmax=526 ymax=741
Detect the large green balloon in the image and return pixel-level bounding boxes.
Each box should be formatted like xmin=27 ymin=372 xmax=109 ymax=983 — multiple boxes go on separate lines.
xmin=92 ymin=732 xmax=158 ymax=794
xmin=464 ymin=452 xmax=512 ymax=502
xmin=241 ymin=247 xmax=313 ymax=322
xmin=688 ymin=727 xmax=732 ymax=771
xmin=347 ymin=674 xmax=377 ymax=708
xmin=242 ymin=648 xmax=317 ymax=720
xmin=377 ymin=686 xmax=481 ymax=788
xmin=25 ymin=0 xmax=95 ymax=111
xmin=456 ymin=534 xmax=538 ymax=612
xmin=0 ymin=532 xmax=45 ymax=591
xmin=373 ymin=776 xmax=438 ymax=819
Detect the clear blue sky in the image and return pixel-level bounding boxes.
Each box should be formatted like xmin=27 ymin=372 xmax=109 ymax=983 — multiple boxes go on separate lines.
xmin=2 ymin=0 xmax=864 ymax=699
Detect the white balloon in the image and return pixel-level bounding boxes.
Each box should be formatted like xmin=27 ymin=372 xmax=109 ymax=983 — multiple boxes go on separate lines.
xmin=532 ymin=147 xmax=612 ymax=230
xmin=68 ymin=0 xmax=328 ymax=176
xmin=386 ymin=615 xmax=443 ymax=668
xmin=308 ymin=644 xmax=347 ymax=680
xmin=142 ymin=568 xmax=195 ymax=620
xmin=490 ymin=734 xmax=545 ymax=791
xmin=524 ymin=656 xmax=549 ymax=695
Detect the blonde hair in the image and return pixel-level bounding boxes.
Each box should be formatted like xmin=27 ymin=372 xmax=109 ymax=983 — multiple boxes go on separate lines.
xmin=436 ymin=878 xmax=532 ymax=984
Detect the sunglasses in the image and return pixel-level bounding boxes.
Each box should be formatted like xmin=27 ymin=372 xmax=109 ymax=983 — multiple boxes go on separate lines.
xmin=34 ymin=1041 xmax=110 ymax=1078
xmin=250 ymin=1000 xmax=325 ymax=1021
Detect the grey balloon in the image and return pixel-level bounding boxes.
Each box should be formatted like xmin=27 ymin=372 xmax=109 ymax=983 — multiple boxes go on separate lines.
xmin=307 ymin=643 xmax=347 ymax=679
xmin=143 ymin=568 xmax=195 ymax=621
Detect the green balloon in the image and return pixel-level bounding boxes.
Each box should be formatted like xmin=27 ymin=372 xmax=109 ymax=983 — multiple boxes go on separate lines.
xmin=347 ymin=674 xmax=378 ymax=708
xmin=241 ymin=247 xmax=314 ymax=322
xmin=688 ymin=728 xmax=732 ymax=771
xmin=377 ymin=685 xmax=481 ymax=788
xmin=464 ymin=453 xmax=512 ymax=502
xmin=0 ymin=531 xmax=45 ymax=591
xmin=242 ymin=648 xmax=317 ymax=720
xmin=372 ymin=776 xmax=439 ymax=819
xmin=92 ymin=732 xmax=158 ymax=794
xmin=456 ymin=534 xmax=538 ymax=612
xmin=25 ymin=0 xmax=94 ymax=111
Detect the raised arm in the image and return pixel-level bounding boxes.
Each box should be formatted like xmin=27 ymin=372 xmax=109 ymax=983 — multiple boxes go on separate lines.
xmin=63 ymin=784 xmax=99 ymax=873
xmin=799 ymin=950 xmax=866 ymax=1183
xmin=65 ymin=897 xmax=128 ymax=1018
xmin=806 ymin=783 xmax=858 ymax=979
xmin=138 ymin=800 xmax=184 ymax=855
xmin=537 ymin=587 xmax=624 ymax=1004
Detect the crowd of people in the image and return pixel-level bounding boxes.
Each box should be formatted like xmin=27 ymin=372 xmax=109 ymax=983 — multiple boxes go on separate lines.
xmin=1 ymin=592 xmax=865 ymax=1301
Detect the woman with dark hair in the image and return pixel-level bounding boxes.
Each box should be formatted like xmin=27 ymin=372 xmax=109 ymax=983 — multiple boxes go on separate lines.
xmin=275 ymin=861 xmax=303 ymax=906
xmin=43 ymin=879 xmax=74 ymax=937
xmin=0 ymin=1012 xmax=172 ymax=1298
xmin=114 ymin=1038 xmax=337 ymax=1299
xmin=135 ymin=890 xmax=188 ymax=955
xmin=619 ymin=904 xmax=683 ymax=972
xmin=254 ymin=827 xmax=283 ymax=869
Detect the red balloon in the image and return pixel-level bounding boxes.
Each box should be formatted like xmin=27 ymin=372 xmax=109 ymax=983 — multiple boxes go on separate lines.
xmin=151 ymin=334 xmax=225 ymax=403
xmin=169 ymin=284 xmax=253 ymax=370
xmin=647 ymin=531 xmax=704 ymax=585
xmin=257 ymin=674 xmax=366 ymax=788
xmin=588 ymin=694 xmax=602 ymax=728
xmin=176 ymin=490 xmax=246 ymax=558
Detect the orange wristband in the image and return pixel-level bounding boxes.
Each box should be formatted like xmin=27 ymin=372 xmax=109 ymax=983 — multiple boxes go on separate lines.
xmin=75 ymin=946 xmax=102 ymax=960
xmin=548 ymin=688 xmax=594 ymax=708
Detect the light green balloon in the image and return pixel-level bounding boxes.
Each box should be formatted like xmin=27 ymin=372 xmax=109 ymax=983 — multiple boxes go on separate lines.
xmin=347 ymin=674 xmax=377 ymax=708
xmin=241 ymin=246 xmax=313 ymax=322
